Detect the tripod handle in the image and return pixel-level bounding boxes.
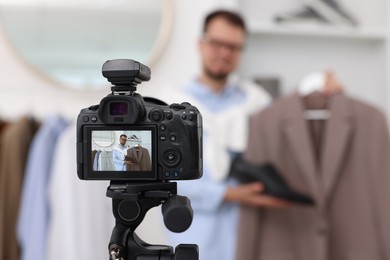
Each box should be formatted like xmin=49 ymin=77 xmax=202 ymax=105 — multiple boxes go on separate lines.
xmin=174 ymin=244 xmax=199 ymax=260
xmin=161 ymin=195 xmax=193 ymax=233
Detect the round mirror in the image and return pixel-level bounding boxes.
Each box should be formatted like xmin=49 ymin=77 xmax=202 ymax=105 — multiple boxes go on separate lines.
xmin=0 ymin=0 xmax=172 ymax=90
xmin=92 ymin=131 xmax=115 ymax=147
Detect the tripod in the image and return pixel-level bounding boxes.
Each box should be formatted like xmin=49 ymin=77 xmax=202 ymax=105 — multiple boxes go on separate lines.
xmin=106 ymin=181 xmax=198 ymax=260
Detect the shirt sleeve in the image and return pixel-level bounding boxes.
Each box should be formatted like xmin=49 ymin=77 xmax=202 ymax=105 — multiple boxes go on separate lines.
xmin=176 ymin=163 xmax=231 ymax=213
xmin=112 ymin=149 xmax=124 ymax=169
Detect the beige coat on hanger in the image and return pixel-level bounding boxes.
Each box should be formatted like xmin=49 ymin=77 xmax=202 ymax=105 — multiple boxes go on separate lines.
xmin=236 ymin=93 xmax=390 ymax=260
xmin=126 ymin=146 xmax=151 ymax=171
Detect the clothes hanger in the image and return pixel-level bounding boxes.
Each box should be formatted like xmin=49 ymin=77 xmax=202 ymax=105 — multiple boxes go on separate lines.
xmin=298 ymin=72 xmax=331 ymax=120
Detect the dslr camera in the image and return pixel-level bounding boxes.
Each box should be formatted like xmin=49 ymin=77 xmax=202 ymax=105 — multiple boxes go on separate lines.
xmin=76 ymin=59 xmax=202 ymax=260
xmin=77 ymin=59 xmax=202 ymax=181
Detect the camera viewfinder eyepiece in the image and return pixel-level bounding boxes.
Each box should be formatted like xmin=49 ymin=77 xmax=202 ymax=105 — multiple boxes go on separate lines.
xmin=102 ymin=59 xmax=151 ymax=93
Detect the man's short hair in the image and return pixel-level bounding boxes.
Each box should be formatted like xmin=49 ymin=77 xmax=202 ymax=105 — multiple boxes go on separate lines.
xmin=120 ymin=134 xmax=127 ymax=139
xmin=203 ymin=9 xmax=247 ymax=34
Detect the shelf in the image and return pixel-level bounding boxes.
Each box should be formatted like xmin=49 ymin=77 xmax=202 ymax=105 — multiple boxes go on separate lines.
xmin=248 ymin=22 xmax=387 ymax=41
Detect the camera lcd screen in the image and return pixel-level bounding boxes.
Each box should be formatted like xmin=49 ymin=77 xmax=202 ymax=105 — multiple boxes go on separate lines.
xmin=86 ymin=126 xmax=157 ymax=180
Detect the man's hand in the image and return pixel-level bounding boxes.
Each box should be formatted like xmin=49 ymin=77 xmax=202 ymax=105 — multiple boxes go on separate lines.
xmin=224 ymin=182 xmax=291 ymax=208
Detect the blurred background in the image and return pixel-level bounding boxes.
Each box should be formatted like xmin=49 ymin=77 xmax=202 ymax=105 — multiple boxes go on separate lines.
xmin=0 ymin=0 xmax=389 ymax=259
xmin=0 ymin=0 xmax=389 ymax=120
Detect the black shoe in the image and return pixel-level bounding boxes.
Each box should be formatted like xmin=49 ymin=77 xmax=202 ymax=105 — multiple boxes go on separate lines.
xmin=229 ymin=154 xmax=315 ymax=206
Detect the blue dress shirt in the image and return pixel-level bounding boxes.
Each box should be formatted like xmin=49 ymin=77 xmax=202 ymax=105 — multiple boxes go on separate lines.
xmin=112 ymin=145 xmax=127 ymax=171
xmin=17 ymin=115 xmax=68 ymax=260
xmin=165 ymin=80 xmax=246 ymax=260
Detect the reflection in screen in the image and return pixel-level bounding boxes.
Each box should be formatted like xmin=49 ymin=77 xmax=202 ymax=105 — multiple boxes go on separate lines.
xmin=92 ymin=130 xmax=152 ymax=172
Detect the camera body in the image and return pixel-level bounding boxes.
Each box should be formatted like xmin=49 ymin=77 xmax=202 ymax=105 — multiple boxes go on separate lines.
xmin=77 ymin=59 xmax=202 ymax=181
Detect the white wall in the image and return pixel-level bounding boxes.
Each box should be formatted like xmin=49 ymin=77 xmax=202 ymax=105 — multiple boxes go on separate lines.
xmin=238 ymin=0 xmax=389 ymax=113
xmin=0 ymin=0 xmax=234 ymax=122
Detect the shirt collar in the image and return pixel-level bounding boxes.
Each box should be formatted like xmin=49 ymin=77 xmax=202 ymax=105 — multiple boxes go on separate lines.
xmin=185 ymin=77 xmax=237 ymax=99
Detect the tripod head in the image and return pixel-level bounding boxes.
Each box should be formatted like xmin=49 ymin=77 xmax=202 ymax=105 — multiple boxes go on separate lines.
xmin=106 ymin=181 xmax=198 ymax=260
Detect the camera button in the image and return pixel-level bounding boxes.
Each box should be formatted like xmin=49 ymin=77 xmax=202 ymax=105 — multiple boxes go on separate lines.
xmin=164 ymin=171 xmax=171 ymax=177
xmin=83 ymin=116 xmax=89 ymax=123
xmin=170 ymin=135 xmax=177 ymax=142
xmin=160 ymin=135 xmax=167 ymax=141
xmin=188 ymin=115 xmax=194 ymax=121
xmin=165 ymin=112 xmax=173 ymax=120
xmin=160 ymin=125 xmax=166 ymax=131
xmin=172 ymin=171 xmax=180 ymax=178
xmin=91 ymin=116 xmax=98 ymax=122
xmin=150 ymin=109 xmax=164 ymax=122
xmin=167 ymin=153 xmax=175 ymax=162
xmin=163 ymin=147 xmax=181 ymax=168
xmin=181 ymin=114 xmax=187 ymax=120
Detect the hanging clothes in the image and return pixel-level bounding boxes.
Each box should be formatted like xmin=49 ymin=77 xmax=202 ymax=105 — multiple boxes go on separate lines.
xmin=92 ymin=150 xmax=98 ymax=170
xmin=99 ymin=150 xmax=114 ymax=171
xmin=236 ymin=92 xmax=390 ymax=260
xmin=17 ymin=115 xmax=68 ymax=260
xmin=0 ymin=120 xmax=9 ymax=169
xmin=0 ymin=117 xmax=40 ymax=260
xmin=126 ymin=146 xmax=151 ymax=171
xmin=46 ymin=122 xmax=114 ymax=260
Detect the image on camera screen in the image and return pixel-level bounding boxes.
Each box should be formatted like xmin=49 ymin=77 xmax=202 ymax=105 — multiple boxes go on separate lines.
xmin=91 ymin=130 xmax=152 ymax=172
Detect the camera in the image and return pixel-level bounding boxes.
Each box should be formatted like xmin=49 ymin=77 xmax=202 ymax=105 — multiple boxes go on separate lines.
xmin=76 ymin=59 xmax=201 ymax=260
xmin=76 ymin=59 xmax=203 ymax=181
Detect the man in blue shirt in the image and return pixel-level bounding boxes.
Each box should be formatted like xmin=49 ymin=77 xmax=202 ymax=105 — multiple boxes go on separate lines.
xmin=163 ymin=10 xmax=291 ymax=260
xmin=112 ymin=134 xmax=128 ymax=171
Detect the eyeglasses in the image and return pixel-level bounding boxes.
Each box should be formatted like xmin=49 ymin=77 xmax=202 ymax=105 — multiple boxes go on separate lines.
xmin=202 ymin=35 xmax=244 ymax=53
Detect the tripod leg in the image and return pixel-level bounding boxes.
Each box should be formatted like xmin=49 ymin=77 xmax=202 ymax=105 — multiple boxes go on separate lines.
xmin=109 ymin=222 xmax=174 ymax=260
xmin=109 ymin=221 xmax=128 ymax=260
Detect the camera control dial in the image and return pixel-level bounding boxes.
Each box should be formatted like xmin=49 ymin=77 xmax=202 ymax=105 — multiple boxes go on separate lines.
xmin=162 ymin=147 xmax=182 ymax=168
xmin=149 ymin=108 xmax=165 ymax=122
